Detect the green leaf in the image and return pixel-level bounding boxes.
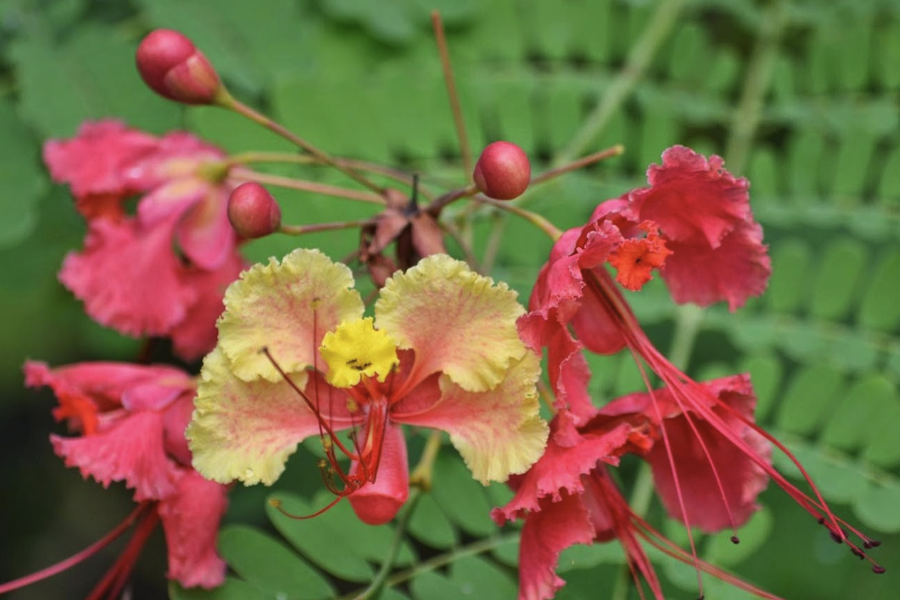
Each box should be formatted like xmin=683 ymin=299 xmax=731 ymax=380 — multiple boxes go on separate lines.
xmin=775 ymin=365 xmax=845 ymax=437
xmin=858 ymin=247 xmax=900 ymax=331
xmin=265 ymin=492 xmax=377 ymax=582
xmin=430 ymin=452 xmax=496 ymax=537
xmin=169 ymin=577 xmax=268 ymax=600
xmin=408 ymin=491 xmax=458 ymax=549
xmin=11 ymin=22 xmax=180 ymax=137
xmin=449 ymin=555 xmax=517 ymax=598
xmin=0 ymin=95 xmax=47 ymax=247
xmin=217 ymin=525 xmax=334 ymax=600
xmin=704 ymin=506 xmax=773 ymax=567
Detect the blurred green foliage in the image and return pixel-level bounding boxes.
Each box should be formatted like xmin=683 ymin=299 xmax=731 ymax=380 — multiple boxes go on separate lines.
xmin=1 ymin=0 xmax=899 ymax=598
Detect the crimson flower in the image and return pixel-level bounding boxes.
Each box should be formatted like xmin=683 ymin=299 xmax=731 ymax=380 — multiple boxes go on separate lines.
xmin=43 ymin=120 xmax=246 ymax=360
xmin=516 ymin=145 xmax=882 ymax=593
xmin=11 ymin=361 xmax=228 ymax=596
xmin=494 ymin=376 xmax=784 ymax=600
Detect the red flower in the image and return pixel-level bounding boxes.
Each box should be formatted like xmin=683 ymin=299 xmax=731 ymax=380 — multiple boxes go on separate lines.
xmin=44 ymin=120 xmax=246 ymax=360
xmin=493 ymin=391 xmax=782 ymax=600
xmin=517 ymin=145 xmax=883 ymax=589
xmin=16 ymin=361 xmax=228 ymax=594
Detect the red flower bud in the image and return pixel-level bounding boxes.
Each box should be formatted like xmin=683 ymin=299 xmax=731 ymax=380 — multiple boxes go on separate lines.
xmin=136 ymin=29 xmax=221 ymax=105
xmin=472 ymin=141 xmax=531 ymax=200
xmin=227 ymin=183 xmax=282 ymax=239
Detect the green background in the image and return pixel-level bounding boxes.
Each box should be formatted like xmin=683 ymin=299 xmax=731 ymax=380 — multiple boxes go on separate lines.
xmin=1 ymin=0 xmax=899 ymax=598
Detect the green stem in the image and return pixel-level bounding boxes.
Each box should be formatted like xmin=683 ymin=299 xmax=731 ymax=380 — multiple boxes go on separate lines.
xmin=219 ymin=93 xmax=385 ymax=194
xmin=350 ymin=489 xmax=424 ymax=600
xmin=555 ymin=0 xmax=686 ymax=164
xmin=723 ymin=0 xmax=789 ymax=173
xmin=231 ymin=168 xmax=384 ymax=205
xmin=383 ymin=534 xmax=519 ymax=592
xmin=279 ymin=218 xmax=375 ymax=236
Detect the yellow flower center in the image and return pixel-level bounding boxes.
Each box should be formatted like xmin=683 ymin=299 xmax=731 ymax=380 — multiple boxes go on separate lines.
xmin=319 ymin=317 xmax=399 ymax=388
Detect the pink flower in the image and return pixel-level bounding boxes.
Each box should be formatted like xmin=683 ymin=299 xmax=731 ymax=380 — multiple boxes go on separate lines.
xmin=44 ymin=120 xmax=245 ymax=360
xmin=21 ymin=360 xmax=228 ymax=593
xmin=493 ymin=385 xmax=781 ymax=600
xmin=518 ymin=145 xmax=883 ymax=583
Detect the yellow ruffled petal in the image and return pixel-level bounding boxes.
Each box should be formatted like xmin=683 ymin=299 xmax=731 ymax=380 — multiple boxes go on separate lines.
xmin=217 ymin=248 xmax=364 ymax=382
xmin=375 ymin=254 xmax=526 ymax=393
xmin=319 ymin=317 xmax=399 ymax=388
xmin=188 ymin=347 xmax=323 ymax=485
xmin=392 ymin=351 xmax=548 ymax=484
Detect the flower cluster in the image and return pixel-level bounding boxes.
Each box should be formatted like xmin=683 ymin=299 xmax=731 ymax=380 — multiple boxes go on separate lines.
xmin=45 ymin=120 xmax=245 ymax=360
xmin=6 ymin=25 xmax=886 ymax=600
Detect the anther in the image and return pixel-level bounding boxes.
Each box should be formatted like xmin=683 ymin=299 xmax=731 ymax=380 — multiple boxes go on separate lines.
xmin=872 ymin=565 xmax=886 ymax=574
xmin=864 ymin=539 xmax=881 ymax=549
xmin=730 ymin=535 xmax=740 ymax=545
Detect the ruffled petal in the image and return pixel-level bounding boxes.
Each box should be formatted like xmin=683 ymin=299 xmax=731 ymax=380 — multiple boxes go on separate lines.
xmin=170 ymin=252 xmax=246 ymax=362
xmin=493 ymin=415 xmax=635 ymax=522
xmin=376 ymin=254 xmax=526 ymax=393
xmin=627 ymin=146 xmax=751 ymax=249
xmin=51 ymin=410 xmax=180 ymax=501
xmin=189 ymin=348 xmax=350 ymax=485
xmin=393 ymin=351 xmax=547 ymax=484
xmin=176 ymin=186 xmax=237 ymax=270
xmin=217 ymin=249 xmax=364 ymax=382
xmin=514 ymin=492 xmax=595 ymax=600
xmin=158 ymin=469 xmax=228 ymax=588
xmin=43 ymin=120 xmax=157 ymax=201
xmin=347 ymin=423 xmax=409 ymax=525
xmin=661 ymin=221 xmax=771 ymax=311
xmin=645 ymin=375 xmax=771 ymax=533
xmin=24 ymin=361 xmax=192 ymax=413
xmin=59 ymin=216 xmax=196 ymax=337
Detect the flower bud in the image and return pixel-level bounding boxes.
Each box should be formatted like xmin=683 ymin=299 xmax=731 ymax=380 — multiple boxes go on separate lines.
xmin=136 ymin=29 xmax=221 ymax=105
xmin=227 ymin=182 xmax=282 ymax=239
xmin=473 ymin=141 xmax=531 ymax=200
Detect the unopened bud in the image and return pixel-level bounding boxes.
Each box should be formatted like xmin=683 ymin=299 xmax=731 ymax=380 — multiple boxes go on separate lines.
xmin=473 ymin=141 xmax=531 ymax=200
xmin=228 ymin=182 xmax=282 ymax=239
xmin=136 ymin=29 xmax=221 ymax=105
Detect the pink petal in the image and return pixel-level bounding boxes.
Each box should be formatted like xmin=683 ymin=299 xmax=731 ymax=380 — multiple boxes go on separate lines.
xmin=43 ymin=120 xmax=158 ymax=200
xmin=24 ymin=361 xmax=192 ymax=413
xmin=514 ymin=492 xmax=595 ymax=600
xmin=122 ymin=131 xmax=224 ymax=191
xmin=348 ymin=423 xmax=409 ymax=525
xmin=627 ymin=146 xmax=751 ymax=249
xmin=635 ymin=375 xmax=771 ymax=533
xmin=175 ymin=186 xmax=237 ymax=270
xmin=59 ymin=216 xmax=196 ymax=337
xmin=163 ymin=394 xmax=195 ymax=468
xmin=51 ymin=410 xmax=180 ymax=501
xmin=661 ymin=221 xmax=771 ymax=311
xmin=158 ymin=469 xmax=228 ymax=588
xmin=170 ymin=251 xmax=247 ymax=362
xmin=493 ymin=416 xmax=633 ymax=522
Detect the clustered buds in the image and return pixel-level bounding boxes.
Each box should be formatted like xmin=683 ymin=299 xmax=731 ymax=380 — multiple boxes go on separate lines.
xmin=227 ymin=182 xmax=282 ymax=239
xmin=472 ymin=141 xmax=531 ymax=200
xmin=136 ymin=29 xmax=221 ymax=105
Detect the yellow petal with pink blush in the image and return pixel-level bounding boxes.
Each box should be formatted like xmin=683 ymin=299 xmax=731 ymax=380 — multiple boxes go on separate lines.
xmin=393 ymin=351 xmax=548 ymax=484
xmin=319 ymin=317 xmax=399 ymax=388
xmin=375 ymin=254 xmax=526 ymax=393
xmin=188 ymin=347 xmax=321 ymax=486
xmin=217 ymin=249 xmax=364 ymax=382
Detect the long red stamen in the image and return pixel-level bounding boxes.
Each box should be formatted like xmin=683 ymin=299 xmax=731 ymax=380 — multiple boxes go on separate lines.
xmin=0 ymin=502 xmax=149 ymax=595
xmin=86 ymin=506 xmax=160 ymax=600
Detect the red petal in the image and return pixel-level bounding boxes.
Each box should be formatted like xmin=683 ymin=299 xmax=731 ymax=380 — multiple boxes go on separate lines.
xmin=158 ymin=470 xmax=228 ymax=588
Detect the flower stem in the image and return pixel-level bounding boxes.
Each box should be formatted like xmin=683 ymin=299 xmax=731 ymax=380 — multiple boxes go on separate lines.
xmin=231 ymin=168 xmax=385 ymax=205
xmin=723 ymin=0 xmax=788 ymax=173
xmin=279 ymin=218 xmax=376 ymax=236
xmin=555 ymin=0 xmax=686 ymax=164
xmin=352 ymin=488 xmax=424 ymax=600
xmin=431 ymin=10 xmax=473 ymax=177
xmin=410 ymin=430 xmax=444 ymax=491
xmin=219 ymin=93 xmax=385 ymax=194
